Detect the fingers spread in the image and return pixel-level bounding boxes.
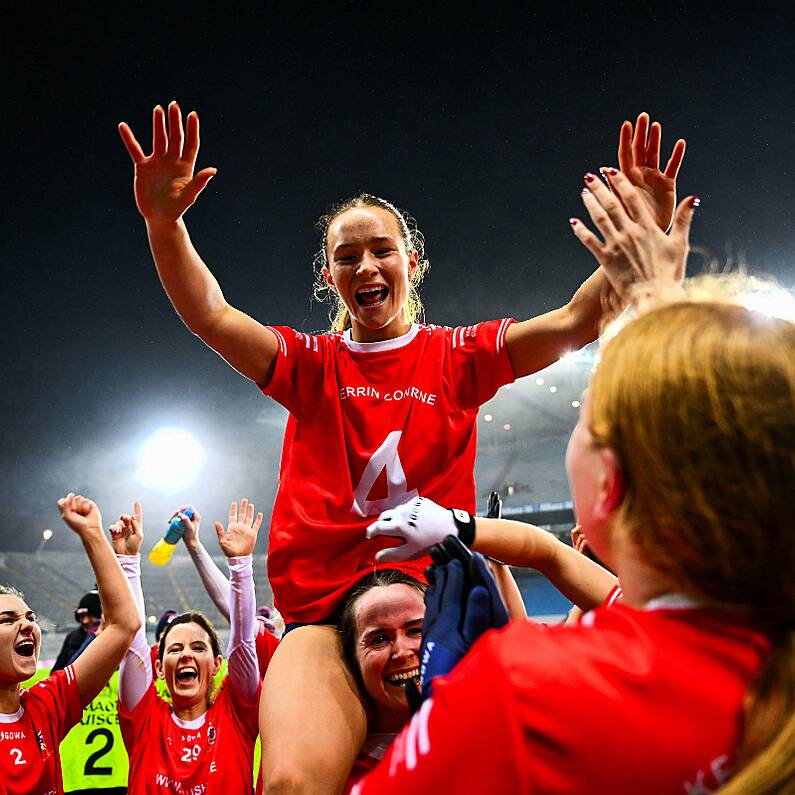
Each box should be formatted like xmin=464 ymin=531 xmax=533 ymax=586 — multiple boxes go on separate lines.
xmin=632 ymin=112 xmax=650 ymax=166
xmin=664 ymin=138 xmax=687 ymax=179
xmin=183 ymin=111 xmax=200 ymax=167
xmin=645 ymin=121 xmax=661 ymax=170
xmin=602 ymin=169 xmax=654 ymax=225
xmin=167 ymin=101 xmax=184 ymax=159
xmin=118 ymin=123 xmax=145 ymax=163
xmin=617 ymin=120 xmax=633 ymax=172
xmin=152 ymin=105 xmax=167 ymax=156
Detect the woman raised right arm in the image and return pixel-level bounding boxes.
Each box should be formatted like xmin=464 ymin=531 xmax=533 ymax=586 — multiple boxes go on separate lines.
xmin=119 ymin=102 xmax=278 ymax=386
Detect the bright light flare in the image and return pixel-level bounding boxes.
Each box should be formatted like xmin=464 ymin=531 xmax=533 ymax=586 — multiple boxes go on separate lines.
xmin=742 ymin=285 xmax=795 ymax=321
xmin=136 ymin=428 xmax=205 ymax=491
xmin=42 ymin=529 xmax=53 ymax=541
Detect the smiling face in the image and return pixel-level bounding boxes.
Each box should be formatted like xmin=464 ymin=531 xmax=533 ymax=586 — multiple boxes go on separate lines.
xmin=156 ymin=621 xmax=221 ymax=712
xmin=353 ymin=583 xmax=424 ymax=731
xmin=323 ymin=206 xmax=419 ymax=342
xmin=0 ymin=594 xmax=41 ymax=685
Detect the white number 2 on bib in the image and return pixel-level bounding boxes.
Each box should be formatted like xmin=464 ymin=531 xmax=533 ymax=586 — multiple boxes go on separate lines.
xmin=351 ymin=430 xmax=418 ymax=518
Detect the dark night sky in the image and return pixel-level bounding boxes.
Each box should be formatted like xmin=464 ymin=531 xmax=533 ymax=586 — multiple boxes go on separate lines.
xmin=3 ymin=5 xmax=794 ymax=551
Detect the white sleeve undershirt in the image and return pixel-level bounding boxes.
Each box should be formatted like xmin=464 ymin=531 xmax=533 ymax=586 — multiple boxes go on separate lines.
xmin=187 ymin=541 xmax=232 ymax=622
xmin=225 ymin=554 xmax=260 ymax=702
xmin=117 ymin=554 xmax=152 ymax=712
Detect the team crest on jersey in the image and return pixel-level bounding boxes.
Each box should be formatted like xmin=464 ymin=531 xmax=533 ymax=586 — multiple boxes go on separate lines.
xmin=207 ymin=724 xmax=217 ymax=745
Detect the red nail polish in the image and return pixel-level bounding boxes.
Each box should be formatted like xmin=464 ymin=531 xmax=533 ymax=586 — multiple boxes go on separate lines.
xmin=606 ymin=167 xmax=618 ymax=176
xmin=584 ymin=173 xmax=596 ymax=183
xmin=582 ymin=187 xmax=590 ymax=195
xmin=569 ymin=218 xmax=578 ymax=226
xmin=689 ymin=196 xmax=701 ymax=207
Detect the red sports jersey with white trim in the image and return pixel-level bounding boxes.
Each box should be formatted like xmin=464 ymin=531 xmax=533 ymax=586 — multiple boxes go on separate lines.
xmin=352 ymin=604 xmax=770 ymax=795
xmin=263 ymin=320 xmax=516 ymax=622
xmin=119 ymin=678 xmax=258 ymax=795
xmin=0 ymin=666 xmax=81 ymax=795
xmin=343 ymin=733 xmax=397 ymax=795
xmin=255 ymin=620 xmax=279 ymax=678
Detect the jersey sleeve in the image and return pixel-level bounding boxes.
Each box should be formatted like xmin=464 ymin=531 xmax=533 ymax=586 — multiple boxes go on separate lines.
xmin=26 ymin=664 xmax=82 ymax=741
xmin=261 ymin=326 xmax=327 ymax=418
xmin=445 ymin=319 xmax=516 ymax=410
xmin=255 ymin=622 xmax=280 ymax=679
xmin=351 ymin=633 xmax=524 ymax=794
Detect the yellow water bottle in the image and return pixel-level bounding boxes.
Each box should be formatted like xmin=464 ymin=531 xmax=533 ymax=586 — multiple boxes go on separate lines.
xmin=149 ymin=508 xmax=193 ymax=566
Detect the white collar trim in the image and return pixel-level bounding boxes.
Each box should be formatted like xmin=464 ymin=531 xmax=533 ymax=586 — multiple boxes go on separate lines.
xmin=171 ymin=711 xmax=207 ymax=730
xmin=0 ymin=705 xmax=24 ymax=722
xmin=342 ymin=324 xmax=419 ymax=353
xmin=644 ymin=593 xmax=701 ymax=611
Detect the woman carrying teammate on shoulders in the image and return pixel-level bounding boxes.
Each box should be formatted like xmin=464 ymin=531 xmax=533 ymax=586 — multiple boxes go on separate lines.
xmin=119 ymin=104 xmax=684 ymax=793
xmin=114 ymin=499 xmax=261 ymax=795
xmin=0 ymin=493 xmax=139 ymax=795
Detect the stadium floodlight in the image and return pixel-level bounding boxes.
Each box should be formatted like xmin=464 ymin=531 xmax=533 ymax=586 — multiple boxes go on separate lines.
xmin=742 ymin=284 xmax=795 ymax=321
xmin=42 ymin=528 xmax=53 ymax=540
xmin=136 ymin=427 xmax=205 ymax=491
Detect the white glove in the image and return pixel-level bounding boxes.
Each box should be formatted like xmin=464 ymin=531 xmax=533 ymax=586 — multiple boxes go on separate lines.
xmin=367 ymin=497 xmax=465 ymax=563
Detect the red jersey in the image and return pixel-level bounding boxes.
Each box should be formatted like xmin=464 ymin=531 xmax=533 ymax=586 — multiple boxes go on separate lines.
xmin=343 ymin=733 xmax=396 ymax=795
xmin=352 ymin=603 xmax=770 ymax=795
xmin=255 ymin=621 xmax=279 ymax=678
xmin=0 ymin=665 xmax=81 ymax=795
xmin=263 ymin=320 xmax=516 ymax=622
xmin=119 ymin=678 xmax=258 ymax=794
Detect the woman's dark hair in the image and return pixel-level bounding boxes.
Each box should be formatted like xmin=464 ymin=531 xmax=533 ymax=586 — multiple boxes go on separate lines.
xmin=158 ymin=611 xmax=221 ymax=661
xmin=338 ymin=569 xmax=426 ymax=693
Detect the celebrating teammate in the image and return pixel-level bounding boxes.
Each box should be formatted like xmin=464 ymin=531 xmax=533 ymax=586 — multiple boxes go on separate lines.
xmin=0 ymin=493 xmax=139 ymax=795
xmin=118 ymin=103 xmax=685 ymax=792
xmin=352 ymin=179 xmax=794 ymax=793
xmin=113 ymin=499 xmax=261 ymax=794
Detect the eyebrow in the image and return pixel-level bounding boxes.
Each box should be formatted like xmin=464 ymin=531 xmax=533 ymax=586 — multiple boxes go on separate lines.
xmin=361 ymin=617 xmax=423 ymax=642
xmin=333 ymin=236 xmax=396 ymax=253
xmin=0 ymin=610 xmax=36 ymax=620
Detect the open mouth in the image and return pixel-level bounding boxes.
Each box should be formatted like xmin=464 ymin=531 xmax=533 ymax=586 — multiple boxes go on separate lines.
xmin=385 ymin=667 xmax=420 ymax=688
xmin=176 ymin=667 xmax=198 ymax=684
xmin=355 ymin=286 xmax=389 ymax=307
xmin=14 ymin=640 xmax=35 ymax=658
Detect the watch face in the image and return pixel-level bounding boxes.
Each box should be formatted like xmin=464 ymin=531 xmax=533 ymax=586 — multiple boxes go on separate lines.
xmin=452 ymin=509 xmax=470 ymax=524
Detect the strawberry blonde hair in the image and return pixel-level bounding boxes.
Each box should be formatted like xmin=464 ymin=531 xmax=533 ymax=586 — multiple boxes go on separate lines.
xmin=588 ymin=297 xmax=795 ymax=793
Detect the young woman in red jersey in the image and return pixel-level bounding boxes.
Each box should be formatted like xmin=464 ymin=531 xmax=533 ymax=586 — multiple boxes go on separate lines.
xmin=113 ymin=499 xmax=261 ymax=795
xmin=353 ymin=173 xmax=795 ymax=794
xmin=0 ymin=494 xmax=139 ymax=795
xmin=118 ymin=105 xmax=685 ymax=793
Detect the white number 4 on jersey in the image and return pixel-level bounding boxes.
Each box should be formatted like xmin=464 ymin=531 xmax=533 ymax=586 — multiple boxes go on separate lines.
xmin=351 ymin=431 xmax=418 ymax=518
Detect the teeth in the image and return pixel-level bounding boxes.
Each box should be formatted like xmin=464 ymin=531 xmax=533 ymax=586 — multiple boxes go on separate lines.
xmin=386 ymin=668 xmax=419 ymax=684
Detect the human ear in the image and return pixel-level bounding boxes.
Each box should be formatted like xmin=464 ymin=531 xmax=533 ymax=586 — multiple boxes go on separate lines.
xmin=594 ymin=448 xmax=624 ymax=522
xmin=211 ymin=655 xmax=222 ymax=677
xmin=322 ymin=266 xmax=336 ymax=292
xmin=154 ymin=658 xmax=165 ymax=681
xmin=407 ymin=250 xmax=419 ymax=281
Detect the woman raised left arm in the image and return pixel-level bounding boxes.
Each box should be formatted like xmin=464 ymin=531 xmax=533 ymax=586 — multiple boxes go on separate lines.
xmin=214 ymin=499 xmax=262 ymax=703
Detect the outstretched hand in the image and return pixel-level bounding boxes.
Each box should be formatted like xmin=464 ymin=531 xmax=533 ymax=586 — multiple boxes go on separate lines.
xmin=109 ymin=501 xmax=143 ymax=556
xmin=118 ymin=102 xmax=217 ymax=224
xmin=570 ymin=169 xmax=696 ymax=309
xmin=215 ymin=498 xmax=262 ymax=558
xmin=58 ymin=493 xmax=104 ymax=541
xmin=617 ymin=112 xmax=686 ymax=232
